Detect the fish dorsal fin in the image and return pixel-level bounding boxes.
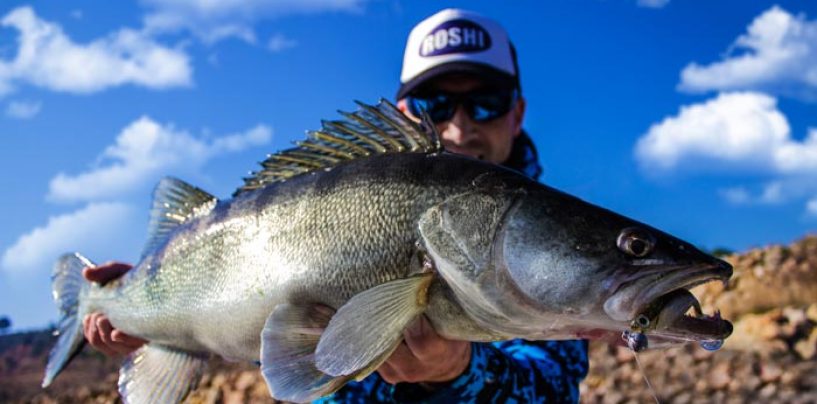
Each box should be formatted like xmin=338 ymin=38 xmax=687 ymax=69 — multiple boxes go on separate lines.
xmin=235 ymin=99 xmax=441 ymax=195
xmin=143 ymin=177 xmax=218 ymax=257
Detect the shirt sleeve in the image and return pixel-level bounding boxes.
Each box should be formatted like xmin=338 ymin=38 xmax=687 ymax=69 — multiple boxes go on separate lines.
xmin=316 ymin=339 xmax=589 ymax=403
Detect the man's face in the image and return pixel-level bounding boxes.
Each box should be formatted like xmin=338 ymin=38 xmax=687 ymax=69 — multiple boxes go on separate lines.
xmin=399 ymin=75 xmax=526 ymax=165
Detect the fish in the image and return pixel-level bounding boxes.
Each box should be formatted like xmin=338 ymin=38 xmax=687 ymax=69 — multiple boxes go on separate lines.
xmin=41 ymin=99 xmax=733 ymax=403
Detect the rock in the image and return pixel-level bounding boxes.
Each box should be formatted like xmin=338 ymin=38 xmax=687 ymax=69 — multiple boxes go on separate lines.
xmin=222 ymin=390 xmax=245 ymax=404
xmin=710 ymin=363 xmax=731 ymax=390
xmin=759 ymin=383 xmax=777 ymax=399
xmin=779 ymin=371 xmax=797 ymax=388
xmin=672 ymin=392 xmax=692 ymax=404
xmin=692 ymin=346 xmax=714 ymax=361
xmin=794 ymin=328 xmax=817 ymax=359
xmin=615 ymin=346 xmax=635 ymax=363
xmin=603 ymin=390 xmax=623 ymax=404
xmin=744 ymin=375 xmax=762 ymax=391
xmin=806 ymin=304 xmax=817 ymax=322
xmin=760 ymin=363 xmax=782 ymax=383
xmin=234 ymin=370 xmax=257 ymax=391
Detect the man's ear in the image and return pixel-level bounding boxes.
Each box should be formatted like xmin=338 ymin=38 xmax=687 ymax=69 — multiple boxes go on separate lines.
xmin=512 ymin=97 xmax=526 ymax=138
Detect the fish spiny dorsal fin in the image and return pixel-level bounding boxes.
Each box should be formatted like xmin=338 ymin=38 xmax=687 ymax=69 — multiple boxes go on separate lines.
xmin=142 ymin=177 xmax=218 ymax=258
xmin=235 ymin=99 xmax=441 ymax=195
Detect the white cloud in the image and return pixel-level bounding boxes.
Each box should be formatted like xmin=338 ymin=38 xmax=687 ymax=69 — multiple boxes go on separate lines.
xmin=267 ymin=34 xmax=297 ymax=52
xmin=719 ymin=177 xmax=817 ymax=209
xmin=720 ymin=187 xmax=751 ymax=204
xmin=5 ymin=100 xmax=41 ymax=119
xmin=679 ymin=6 xmax=817 ymax=99
xmin=637 ymin=0 xmax=670 ymax=9
xmin=807 ymin=197 xmax=817 ymax=216
xmin=141 ymin=0 xmax=367 ymax=43
xmin=0 ymin=6 xmax=192 ymax=97
xmin=758 ymin=181 xmax=785 ymax=203
xmin=48 ymin=117 xmax=271 ymax=203
xmin=635 ymin=92 xmax=800 ymax=171
xmin=636 ymin=92 xmax=817 ymax=215
xmin=0 ymin=202 xmax=134 ymax=275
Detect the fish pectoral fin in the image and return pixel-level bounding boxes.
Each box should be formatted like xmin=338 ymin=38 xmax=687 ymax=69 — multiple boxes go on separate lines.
xmin=261 ymin=303 xmax=352 ymax=403
xmin=315 ymin=273 xmax=435 ymax=378
xmin=118 ymin=344 xmax=208 ymax=404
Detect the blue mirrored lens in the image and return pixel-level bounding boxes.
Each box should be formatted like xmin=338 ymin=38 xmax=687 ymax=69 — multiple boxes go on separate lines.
xmin=409 ymin=95 xmax=455 ymax=123
xmin=408 ymin=90 xmax=516 ymax=123
xmin=470 ymin=104 xmax=499 ymax=122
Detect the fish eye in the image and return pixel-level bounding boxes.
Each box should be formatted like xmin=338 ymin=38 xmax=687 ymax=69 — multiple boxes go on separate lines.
xmin=634 ymin=314 xmax=651 ymax=329
xmin=617 ymin=227 xmax=655 ymax=257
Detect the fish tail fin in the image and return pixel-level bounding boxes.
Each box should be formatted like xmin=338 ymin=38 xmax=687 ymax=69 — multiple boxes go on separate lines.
xmin=42 ymin=252 xmax=94 ymax=388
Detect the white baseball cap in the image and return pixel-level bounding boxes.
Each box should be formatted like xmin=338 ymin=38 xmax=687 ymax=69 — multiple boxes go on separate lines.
xmin=397 ymin=9 xmax=520 ymax=99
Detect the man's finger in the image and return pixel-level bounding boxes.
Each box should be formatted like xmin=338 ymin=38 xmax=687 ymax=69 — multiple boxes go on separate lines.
xmin=403 ymin=316 xmax=448 ymax=361
xmin=95 ymin=317 xmax=136 ymax=355
xmin=111 ymin=330 xmax=148 ymax=349
xmin=82 ymin=315 xmax=92 ymax=342
xmin=85 ymin=314 xmax=117 ymax=356
xmin=82 ymin=262 xmax=133 ymax=284
xmin=96 ymin=316 xmax=114 ymax=346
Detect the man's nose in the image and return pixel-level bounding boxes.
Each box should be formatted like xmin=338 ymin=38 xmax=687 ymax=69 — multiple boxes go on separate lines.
xmin=440 ymin=105 xmax=473 ymax=145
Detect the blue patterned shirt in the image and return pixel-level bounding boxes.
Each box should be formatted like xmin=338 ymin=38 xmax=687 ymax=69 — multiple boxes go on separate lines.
xmin=316 ymin=339 xmax=589 ymax=403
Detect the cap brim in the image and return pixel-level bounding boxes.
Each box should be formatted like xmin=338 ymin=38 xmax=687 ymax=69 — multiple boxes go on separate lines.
xmin=396 ymin=62 xmax=517 ymax=100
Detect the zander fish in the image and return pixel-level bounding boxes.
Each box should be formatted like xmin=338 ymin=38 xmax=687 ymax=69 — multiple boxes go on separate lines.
xmin=42 ymin=100 xmax=732 ymax=403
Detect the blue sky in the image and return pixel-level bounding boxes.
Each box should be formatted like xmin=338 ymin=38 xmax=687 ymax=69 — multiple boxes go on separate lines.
xmin=1 ymin=0 xmax=815 ymax=330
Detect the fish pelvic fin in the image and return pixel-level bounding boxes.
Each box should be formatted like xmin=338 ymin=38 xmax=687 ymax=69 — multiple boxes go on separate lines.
xmin=315 ymin=273 xmax=435 ymax=378
xmin=142 ymin=177 xmax=218 ymax=259
xmin=42 ymin=253 xmax=93 ymax=388
xmin=261 ymin=303 xmax=353 ymax=403
xmin=118 ymin=344 xmax=208 ymax=404
xmin=235 ymin=99 xmax=442 ymax=196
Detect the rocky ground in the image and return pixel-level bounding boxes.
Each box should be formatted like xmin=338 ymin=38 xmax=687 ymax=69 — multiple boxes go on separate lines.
xmin=2 ymin=236 xmax=816 ymax=403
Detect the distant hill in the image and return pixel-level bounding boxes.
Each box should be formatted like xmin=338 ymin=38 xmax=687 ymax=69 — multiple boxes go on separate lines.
xmin=2 ymin=236 xmax=816 ymax=403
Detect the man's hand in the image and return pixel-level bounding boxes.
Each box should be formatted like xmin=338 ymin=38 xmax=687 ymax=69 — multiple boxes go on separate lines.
xmin=82 ymin=262 xmax=147 ymax=356
xmin=377 ymin=316 xmax=471 ymax=385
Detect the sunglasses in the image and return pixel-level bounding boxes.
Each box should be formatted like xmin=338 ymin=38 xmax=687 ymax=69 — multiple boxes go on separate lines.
xmin=406 ymin=89 xmax=519 ymax=123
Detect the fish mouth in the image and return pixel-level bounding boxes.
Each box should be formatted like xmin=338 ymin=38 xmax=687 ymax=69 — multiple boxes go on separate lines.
xmin=604 ymin=259 xmax=733 ymax=342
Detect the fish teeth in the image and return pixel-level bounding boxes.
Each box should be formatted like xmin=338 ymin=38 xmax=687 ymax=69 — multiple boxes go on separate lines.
xmin=691 ymin=299 xmax=703 ymax=318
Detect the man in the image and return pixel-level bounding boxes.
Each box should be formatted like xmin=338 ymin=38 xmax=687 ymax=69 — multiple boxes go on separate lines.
xmin=84 ymin=8 xmax=588 ymax=403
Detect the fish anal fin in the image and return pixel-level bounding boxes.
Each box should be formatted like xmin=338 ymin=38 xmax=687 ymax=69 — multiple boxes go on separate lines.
xmin=315 ymin=273 xmax=435 ymax=378
xmin=118 ymin=344 xmax=208 ymax=404
xmin=261 ymin=303 xmax=352 ymax=403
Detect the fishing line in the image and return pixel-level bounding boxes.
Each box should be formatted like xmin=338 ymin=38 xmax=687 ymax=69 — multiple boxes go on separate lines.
xmin=631 ymin=349 xmax=660 ymax=404
xmin=623 ymin=330 xmax=660 ymax=403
